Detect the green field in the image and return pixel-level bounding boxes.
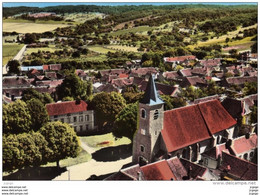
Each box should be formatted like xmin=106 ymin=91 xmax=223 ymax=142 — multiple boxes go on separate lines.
xmin=25 ymin=45 xmax=62 ymax=55
xmin=87 ymin=45 xmax=117 ymax=54
xmin=3 ymin=43 xmax=24 ymax=65
xmin=3 ymin=18 xmax=72 ymax=25
xmin=80 ymin=133 xmax=131 ymax=149
xmin=105 ymin=45 xmax=139 ymax=52
xmin=110 ymin=26 xmax=155 ymax=36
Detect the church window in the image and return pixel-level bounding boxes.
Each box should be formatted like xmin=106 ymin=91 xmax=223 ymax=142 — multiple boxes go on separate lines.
xmin=140 ymin=145 xmax=145 ymax=152
xmin=250 ymin=151 xmax=254 ymax=158
xmin=154 ymin=110 xmax=159 ymax=120
xmin=154 ymin=131 xmax=157 ymax=135
xmin=141 ymin=129 xmax=146 ymax=135
xmin=141 ymin=109 xmax=146 ymax=119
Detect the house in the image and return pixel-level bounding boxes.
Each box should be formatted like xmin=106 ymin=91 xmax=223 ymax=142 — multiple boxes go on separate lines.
xmin=130 ymin=67 xmax=158 ymax=77
xmin=106 ymin=156 xmax=217 ymax=180
xmin=180 ymin=76 xmax=207 ymax=88
xmin=199 ymin=58 xmax=221 ymax=68
xmin=46 ymin=100 xmax=95 ymax=135
xmin=42 ymin=64 xmax=62 ymax=71
xmin=163 ymin=55 xmax=197 ymax=68
xmin=221 ymin=76 xmax=257 ymax=87
xmin=75 ymin=69 xmax=88 ymax=80
xmin=219 ymin=152 xmax=257 ymax=180
xmin=132 ymin=75 xmax=237 ymax=165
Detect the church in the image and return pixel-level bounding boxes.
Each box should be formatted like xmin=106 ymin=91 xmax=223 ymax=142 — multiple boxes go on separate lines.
xmin=132 ymin=74 xmax=237 ymax=165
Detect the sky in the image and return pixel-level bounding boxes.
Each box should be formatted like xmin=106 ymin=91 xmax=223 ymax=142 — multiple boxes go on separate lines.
xmin=3 ymin=2 xmax=258 ymax=8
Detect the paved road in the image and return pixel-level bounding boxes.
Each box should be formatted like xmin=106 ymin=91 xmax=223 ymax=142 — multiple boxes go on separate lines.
xmin=53 ymin=138 xmax=131 ymax=181
xmin=13 ymin=45 xmax=27 ymax=61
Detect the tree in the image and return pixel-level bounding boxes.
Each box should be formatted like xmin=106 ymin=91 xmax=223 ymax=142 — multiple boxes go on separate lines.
xmin=57 ymin=73 xmax=88 ymax=100
xmin=3 ymin=100 xmax=32 ymax=134
xmin=250 ymin=105 xmax=257 ymax=124
xmin=24 ymin=33 xmax=37 ymax=44
xmin=90 ymin=92 xmax=126 ymax=129
xmin=39 ymin=121 xmax=80 ymax=168
xmin=7 ymin=60 xmax=20 ymax=75
xmin=3 ymin=132 xmax=50 ymax=172
xmin=113 ymin=103 xmax=138 ymax=140
xmin=242 ymin=82 xmax=257 ymax=96
xmin=27 ymin=98 xmax=49 ymax=131
xmin=161 ymin=95 xmax=187 ymax=110
xmin=22 ymin=88 xmax=54 ymax=105
xmin=123 ymin=92 xmax=144 ymax=104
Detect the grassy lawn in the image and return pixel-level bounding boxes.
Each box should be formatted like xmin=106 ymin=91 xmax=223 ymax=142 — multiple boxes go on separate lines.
xmin=87 ymin=45 xmax=116 ymax=54
xmin=80 ymin=133 xmax=131 ymax=149
xmin=106 ymin=45 xmax=139 ymax=52
xmin=43 ymin=149 xmax=91 ymax=168
xmin=3 ymin=43 xmax=24 ymax=65
xmin=25 ymin=46 xmax=62 ymax=55
xmin=3 ymin=22 xmax=70 ymax=33
xmin=110 ymin=26 xmax=155 ymax=36
xmin=3 ymin=18 xmax=72 ymax=25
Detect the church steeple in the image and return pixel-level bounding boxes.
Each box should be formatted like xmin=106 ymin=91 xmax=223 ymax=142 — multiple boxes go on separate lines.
xmin=140 ymin=74 xmax=164 ymax=105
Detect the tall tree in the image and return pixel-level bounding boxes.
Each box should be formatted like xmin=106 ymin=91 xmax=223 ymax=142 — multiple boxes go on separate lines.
xmin=27 ymin=98 xmax=49 ymax=131
xmin=3 ymin=100 xmax=32 ymax=134
xmin=90 ymin=92 xmax=126 ymax=130
xmin=7 ymin=60 xmax=20 ymax=75
xmin=57 ymin=73 xmax=89 ymax=100
xmin=21 ymin=88 xmax=54 ymax=105
xmin=113 ymin=103 xmax=138 ymax=140
xmin=39 ymin=121 xmax=81 ymax=168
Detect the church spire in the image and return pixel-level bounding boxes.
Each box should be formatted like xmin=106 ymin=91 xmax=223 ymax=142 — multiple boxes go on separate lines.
xmin=140 ymin=74 xmax=164 ymax=105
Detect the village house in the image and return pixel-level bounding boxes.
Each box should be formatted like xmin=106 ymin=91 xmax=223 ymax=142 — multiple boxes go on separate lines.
xmin=132 ymin=74 xmax=237 ymax=166
xmin=163 ymin=55 xmax=197 ymax=69
xmin=46 ymin=100 xmax=95 ymax=135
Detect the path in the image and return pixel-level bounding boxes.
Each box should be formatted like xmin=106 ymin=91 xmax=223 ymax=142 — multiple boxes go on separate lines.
xmin=53 ymin=138 xmax=131 ymax=180
xmin=13 ymin=45 xmax=27 ymax=62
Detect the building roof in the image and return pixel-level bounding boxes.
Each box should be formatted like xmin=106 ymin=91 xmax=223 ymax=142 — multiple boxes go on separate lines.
xmin=230 ymin=134 xmax=257 ymax=155
xmin=97 ymin=83 xmax=119 ymax=93
xmin=161 ymin=104 xmax=211 ymax=152
xmin=200 ymin=58 xmax=221 ymax=67
xmin=166 ymin=157 xmax=187 ymax=180
xmin=46 ymin=100 xmax=88 ymax=116
xmin=198 ymin=100 xmax=237 ymax=135
xmin=139 ymin=74 xmax=164 ymax=105
xmin=185 ymin=76 xmax=206 ymax=86
xmin=220 ymin=152 xmax=257 ymax=180
xmin=3 ymin=77 xmax=31 ymax=88
xmin=180 ymin=158 xmax=207 ymax=179
xmin=162 ymin=100 xmax=236 ymax=152
xmin=193 ymin=95 xmax=220 ymax=105
xmin=141 ymin=160 xmax=177 ymax=180
xmin=130 ymin=67 xmax=157 ymax=76
xmin=165 ymin=55 xmax=196 ymax=63
xmin=163 ymin=71 xmax=180 ymax=80
xmin=202 ymin=143 xmax=228 ymax=159
xmin=226 ymin=76 xmax=257 ymax=85
xmin=179 ymin=68 xmax=192 ymax=77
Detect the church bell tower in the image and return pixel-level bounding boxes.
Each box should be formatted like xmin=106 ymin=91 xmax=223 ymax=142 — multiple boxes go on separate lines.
xmin=132 ymin=74 xmax=164 ymax=165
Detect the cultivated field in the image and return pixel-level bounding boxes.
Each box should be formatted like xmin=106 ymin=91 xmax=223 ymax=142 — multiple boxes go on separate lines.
xmin=110 ymin=26 xmax=155 ymax=36
xmin=87 ymin=45 xmax=117 ymax=54
xmin=3 ymin=22 xmax=70 ymax=33
xmin=3 ymin=43 xmax=24 ymax=65
xmin=64 ymin=12 xmax=105 ymax=23
xmin=25 ymin=45 xmax=62 ymax=55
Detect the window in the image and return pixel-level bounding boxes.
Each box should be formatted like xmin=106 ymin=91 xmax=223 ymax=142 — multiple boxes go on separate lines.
xmin=141 ymin=129 xmax=146 ymax=135
xmin=68 ymin=117 xmax=71 ymax=123
xmin=155 ymin=131 xmax=157 ymax=136
xmin=141 ymin=109 xmax=146 ymax=119
xmin=79 ymin=116 xmax=83 ymax=122
xmin=67 ymin=113 xmax=71 ymax=116
xmin=61 ymin=118 xmax=64 ymax=123
xmin=250 ymin=151 xmax=254 ymax=158
xmin=85 ymin=115 xmax=89 ymax=121
xmin=74 ymin=117 xmax=77 ymax=122
xmin=243 ymin=153 xmax=248 ymax=160
xmin=86 ymin=125 xmax=89 ymax=130
xmin=6 ymin=93 xmax=9 ymax=97
xmin=140 ymin=145 xmax=145 ymax=152
xmin=54 ymin=115 xmax=58 ymax=119
xmin=154 ymin=110 xmax=159 ymax=120
xmin=80 ymin=125 xmax=83 ymax=132
xmin=74 ymin=126 xmax=77 ymax=131
xmin=79 ymin=112 xmax=83 ymax=115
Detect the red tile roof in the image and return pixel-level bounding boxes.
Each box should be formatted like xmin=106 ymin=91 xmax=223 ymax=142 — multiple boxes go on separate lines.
xmin=141 ymin=160 xmax=176 ymax=180
xmin=3 ymin=77 xmax=31 ymax=87
xmin=165 ymin=55 xmax=196 ymax=63
xmin=119 ymin=73 xmax=129 ymax=79
xmin=193 ymin=95 xmax=220 ymax=105
xmin=180 ymin=158 xmax=207 ymax=179
xmin=162 ymin=105 xmax=211 ymax=152
xmin=167 ymin=157 xmax=187 ymax=180
xmin=200 ymin=59 xmax=221 ymax=67
xmin=198 ymin=100 xmax=237 ymax=134
xmin=231 ymin=134 xmax=257 ymax=155
xmin=130 ymin=67 xmax=157 ymax=76
xmin=220 ymin=152 xmax=257 ymax=180
xmin=46 ymin=100 xmax=88 ymax=116
xmin=226 ymin=76 xmax=257 ymax=85
xmin=186 ymin=76 xmax=206 ymax=86
xmin=162 ymin=100 xmax=236 ymax=152
xmin=163 ymin=71 xmax=179 ymax=80
xmin=180 ymin=68 xmax=192 ymax=77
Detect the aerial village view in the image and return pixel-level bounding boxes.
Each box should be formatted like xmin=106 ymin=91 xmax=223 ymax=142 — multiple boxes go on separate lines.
xmin=2 ymin=2 xmax=258 ymax=182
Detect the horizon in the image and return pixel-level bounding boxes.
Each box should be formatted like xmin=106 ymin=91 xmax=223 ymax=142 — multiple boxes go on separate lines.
xmin=3 ymin=2 xmax=258 ymax=8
